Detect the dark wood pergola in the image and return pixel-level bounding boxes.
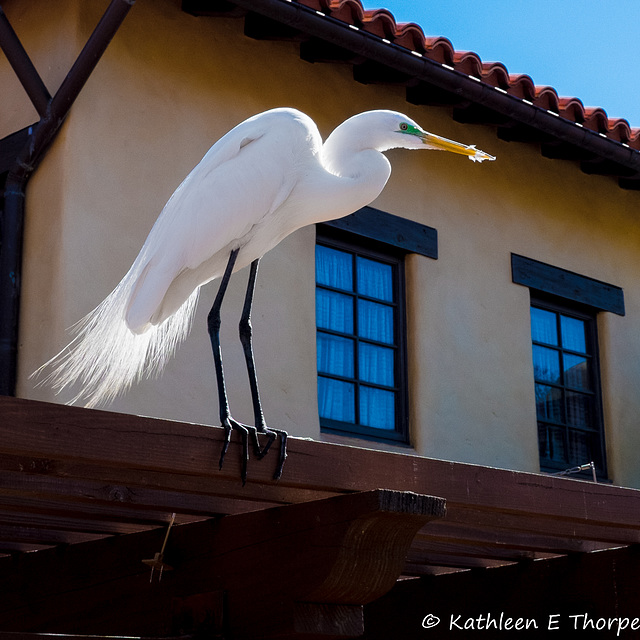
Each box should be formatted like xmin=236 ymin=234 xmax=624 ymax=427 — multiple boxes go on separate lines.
xmin=1 ymin=396 xmax=639 ymax=638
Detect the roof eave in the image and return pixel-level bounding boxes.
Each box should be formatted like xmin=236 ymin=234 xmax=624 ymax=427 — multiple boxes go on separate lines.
xmin=187 ymin=0 xmax=640 ymax=189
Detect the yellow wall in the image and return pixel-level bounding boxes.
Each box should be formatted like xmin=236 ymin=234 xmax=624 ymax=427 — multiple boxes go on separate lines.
xmin=4 ymin=0 xmax=640 ymax=487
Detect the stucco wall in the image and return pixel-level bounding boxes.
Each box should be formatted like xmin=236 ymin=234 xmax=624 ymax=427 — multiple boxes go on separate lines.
xmin=5 ymin=0 xmax=640 ymax=487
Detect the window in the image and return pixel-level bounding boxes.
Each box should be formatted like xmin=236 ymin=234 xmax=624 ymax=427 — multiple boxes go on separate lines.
xmin=315 ymin=227 xmax=409 ymax=443
xmin=512 ymin=254 xmax=624 ymax=479
xmin=530 ymin=296 xmax=607 ymax=476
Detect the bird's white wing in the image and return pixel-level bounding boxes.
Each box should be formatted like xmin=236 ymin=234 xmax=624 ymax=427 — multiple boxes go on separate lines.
xmin=125 ymin=110 xmax=315 ymax=331
xmin=182 ymin=129 xmax=300 ymax=269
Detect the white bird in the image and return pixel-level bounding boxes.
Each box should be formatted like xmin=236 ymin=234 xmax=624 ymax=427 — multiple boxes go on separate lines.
xmin=35 ymin=108 xmax=495 ymax=481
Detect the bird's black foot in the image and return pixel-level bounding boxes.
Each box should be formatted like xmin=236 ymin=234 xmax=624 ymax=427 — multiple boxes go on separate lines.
xmin=219 ymin=418 xmax=288 ymax=484
xmin=254 ymin=426 xmax=288 ymax=480
xmin=219 ymin=417 xmax=251 ymax=485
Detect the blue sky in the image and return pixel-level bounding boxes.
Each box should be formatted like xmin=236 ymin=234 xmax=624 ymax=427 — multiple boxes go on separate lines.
xmin=362 ymin=0 xmax=640 ymax=127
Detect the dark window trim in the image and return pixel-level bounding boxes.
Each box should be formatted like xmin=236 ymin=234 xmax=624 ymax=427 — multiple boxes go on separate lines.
xmin=512 ymin=254 xmax=625 ymax=316
xmin=316 ymin=226 xmax=410 ymax=446
xmin=323 ymin=206 xmax=438 ymax=260
xmin=530 ymin=292 xmax=608 ymax=480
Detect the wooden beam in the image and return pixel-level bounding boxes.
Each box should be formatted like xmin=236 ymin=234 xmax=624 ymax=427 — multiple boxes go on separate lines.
xmin=353 ymin=60 xmax=414 ymax=85
xmin=511 ymin=253 xmax=625 ymax=316
xmin=497 ymin=123 xmax=554 ymax=145
xmin=418 ymin=519 xmax=613 ymax=556
xmin=408 ymin=537 xmax=553 ymax=564
xmin=0 ymin=451 xmax=278 ymax=520
xmin=406 ymin=82 xmax=465 ymax=108
xmin=453 ymin=103 xmax=512 ymax=126
xmin=182 ymin=0 xmax=246 ymax=18
xmin=2 ymin=397 xmax=640 ymax=552
xmin=244 ymin=11 xmax=305 ymax=41
xmin=618 ymin=175 xmax=640 ymax=190
xmin=300 ymin=38 xmax=365 ymax=65
xmin=541 ymin=141 xmax=596 ymax=162
xmin=581 ymin=157 xmax=639 ymax=178
xmin=321 ymin=206 xmax=438 ymax=260
xmin=0 ymin=488 xmax=445 ymax=638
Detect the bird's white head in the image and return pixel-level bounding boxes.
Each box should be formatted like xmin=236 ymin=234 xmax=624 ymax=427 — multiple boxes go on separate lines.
xmin=338 ymin=110 xmax=495 ymax=163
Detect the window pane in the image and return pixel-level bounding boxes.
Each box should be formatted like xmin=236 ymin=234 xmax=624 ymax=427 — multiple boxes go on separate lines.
xmin=358 ymin=300 xmax=394 ymax=344
xmin=318 ymin=377 xmax=355 ymax=423
xmin=537 ymin=424 xmax=549 ymax=459
xmin=356 ymin=256 xmax=393 ymax=301
xmin=316 ymin=289 xmax=354 ymax=334
xmin=538 ymin=424 xmax=567 ymax=462
xmin=564 ymin=354 xmax=590 ymax=390
xmin=316 ymin=245 xmax=353 ymax=290
xmin=531 ymin=307 xmax=558 ymax=345
xmin=561 ymin=315 xmax=587 ymax=353
xmin=360 ymin=386 xmax=395 ymax=429
xmin=359 ymin=343 xmax=395 ymax=387
xmin=532 ymin=345 xmax=561 ymax=384
xmin=316 ymin=334 xmax=354 ymax=378
xmin=568 ymin=429 xmax=591 ymax=465
xmin=535 ymin=384 xmax=562 ymax=423
xmin=566 ymin=391 xmax=593 ymax=428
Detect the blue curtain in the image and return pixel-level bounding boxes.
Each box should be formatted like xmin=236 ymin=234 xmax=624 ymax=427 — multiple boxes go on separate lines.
xmin=560 ymin=315 xmax=586 ymax=352
xmin=317 ymin=377 xmax=355 ymax=423
xmin=316 ymin=244 xmax=396 ymax=429
xmin=358 ymin=300 xmax=393 ymax=343
xmin=357 ymin=256 xmax=393 ymax=300
xmin=316 ymin=245 xmax=352 ymax=289
xmin=530 ymin=307 xmax=558 ymax=345
xmin=316 ymin=289 xmax=353 ymax=333
xmin=360 ymin=386 xmax=395 ymax=430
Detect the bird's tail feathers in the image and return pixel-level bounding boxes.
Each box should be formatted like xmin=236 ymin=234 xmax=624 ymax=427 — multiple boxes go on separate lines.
xmin=31 ymin=269 xmax=200 ymax=408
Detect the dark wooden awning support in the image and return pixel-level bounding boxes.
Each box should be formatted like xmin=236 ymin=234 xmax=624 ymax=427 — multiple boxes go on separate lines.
xmin=1 ymin=488 xmax=445 ymax=638
xmin=0 ymin=0 xmax=135 ymax=397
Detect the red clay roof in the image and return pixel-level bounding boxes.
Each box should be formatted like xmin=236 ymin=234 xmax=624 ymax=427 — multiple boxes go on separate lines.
xmin=299 ymin=0 xmax=640 ymax=150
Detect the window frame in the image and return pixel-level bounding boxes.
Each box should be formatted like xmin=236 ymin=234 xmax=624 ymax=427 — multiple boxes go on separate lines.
xmin=530 ymin=292 xmax=608 ymax=479
xmin=316 ymin=224 xmax=410 ymax=445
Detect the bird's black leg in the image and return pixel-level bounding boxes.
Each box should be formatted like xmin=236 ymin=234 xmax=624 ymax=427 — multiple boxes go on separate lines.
xmin=208 ymin=248 xmax=252 ymax=484
xmin=239 ymin=258 xmax=288 ymax=480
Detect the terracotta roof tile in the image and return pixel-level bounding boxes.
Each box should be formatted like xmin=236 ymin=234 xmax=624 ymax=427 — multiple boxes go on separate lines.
xmin=452 ymin=50 xmax=483 ymax=78
xmin=310 ymin=0 xmax=640 ymax=152
xmin=390 ymin=21 xmax=428 ymax=53
xmin=361 ymin=9 xmax=397 ymax=39
xmin=422 ymin=36 xmax=454 ymax=66
xmin=507 ymin=74 xmax=536 ymax=102
xmin=533 ymin=86 xmax=559 ymax=113
xmin=479 ymin=61 xmax=510 ymax=90
xmin=325 ymin=0 xmax=364 ymax=24
xmin=558 ymin=97 xmax=586 ymax=123
xmin=583 ymin=107 xmax=611 ymax=134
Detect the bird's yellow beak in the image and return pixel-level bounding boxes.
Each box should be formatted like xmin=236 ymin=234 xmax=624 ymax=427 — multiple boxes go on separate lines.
xmin=421 ymin=132 xmax=496 ymax=163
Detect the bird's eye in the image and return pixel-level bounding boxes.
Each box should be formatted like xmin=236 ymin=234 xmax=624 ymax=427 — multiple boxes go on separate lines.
xmin=399 ymin=123 xmax=409 ymax=131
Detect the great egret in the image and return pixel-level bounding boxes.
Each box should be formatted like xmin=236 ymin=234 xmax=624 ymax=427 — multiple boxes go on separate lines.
xmin=35 ymin=108 xmax=495 ymax=482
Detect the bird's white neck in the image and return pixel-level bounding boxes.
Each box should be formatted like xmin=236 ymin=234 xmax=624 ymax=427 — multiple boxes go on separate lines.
xmin=316 ymin=140 xmax=392 ymax=222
